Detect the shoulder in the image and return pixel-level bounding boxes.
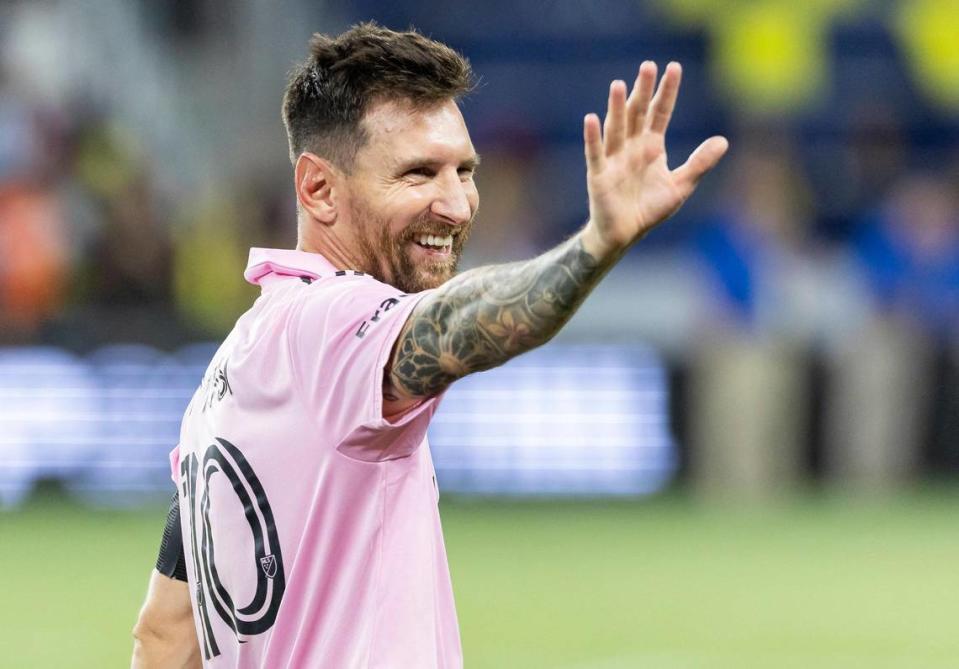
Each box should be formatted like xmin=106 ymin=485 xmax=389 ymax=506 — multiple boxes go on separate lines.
xmin=297 ymin=271 xmax=415 ymax=328
xmin=303 ymin=270 xmax=412 ymax=314
xmin=304 ymin=270 xmax=395 ymax=301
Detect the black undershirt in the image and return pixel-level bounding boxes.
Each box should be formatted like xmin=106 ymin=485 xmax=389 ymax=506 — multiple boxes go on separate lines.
xmin=156 ymin=491 xmax=188 ymax=582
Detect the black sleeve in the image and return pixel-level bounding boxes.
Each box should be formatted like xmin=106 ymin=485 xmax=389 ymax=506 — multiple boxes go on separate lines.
xmin=156 ymin=491 xmax=188 ymax=582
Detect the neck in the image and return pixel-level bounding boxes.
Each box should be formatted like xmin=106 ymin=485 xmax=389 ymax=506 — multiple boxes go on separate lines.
xmin=297 ymin=218 xmax=362 ymax=272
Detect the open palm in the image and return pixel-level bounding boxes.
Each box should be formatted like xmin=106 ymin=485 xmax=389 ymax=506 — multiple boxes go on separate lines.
xmin=584 ymin=62 xmax=728 ymax=253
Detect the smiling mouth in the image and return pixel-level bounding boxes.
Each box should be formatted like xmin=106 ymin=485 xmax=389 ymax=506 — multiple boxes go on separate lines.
xmin=411 ymin=233 xmax=454 ymax=255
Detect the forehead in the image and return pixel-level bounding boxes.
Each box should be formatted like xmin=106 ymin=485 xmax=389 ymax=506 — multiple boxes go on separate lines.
xmin=356 ymin=99 xmax=474 ymax=169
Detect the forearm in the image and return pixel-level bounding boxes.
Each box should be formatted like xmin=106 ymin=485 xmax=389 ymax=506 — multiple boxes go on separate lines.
xmin=390 ymin=225 xmax=620 ymax=397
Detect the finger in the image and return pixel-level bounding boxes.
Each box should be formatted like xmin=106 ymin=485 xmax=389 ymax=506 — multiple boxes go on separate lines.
xmin=626 ymin=61 xmax=657 ymax=137
xmin=603 ymin=80 xmax=628 ymax=156
xmin=672 ymin=135 xmax=729 ymax=196
xmin=647 ymin=61 xmax=682 ymax=134
xmin=583 ymin=113 xmax=605 ymax=173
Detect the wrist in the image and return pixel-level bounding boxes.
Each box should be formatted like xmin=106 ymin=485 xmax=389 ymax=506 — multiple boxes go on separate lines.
xmin=580 ymin=220 xmax=626 ymax=262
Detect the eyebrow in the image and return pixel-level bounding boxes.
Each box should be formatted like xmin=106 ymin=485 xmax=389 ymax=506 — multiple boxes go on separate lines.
xmin=394 ymin=154 xmax=481 ymax=174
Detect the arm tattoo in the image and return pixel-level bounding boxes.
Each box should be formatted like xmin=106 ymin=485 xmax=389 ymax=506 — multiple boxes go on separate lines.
xmin=390 ymin=234 xmax=610 ymax=398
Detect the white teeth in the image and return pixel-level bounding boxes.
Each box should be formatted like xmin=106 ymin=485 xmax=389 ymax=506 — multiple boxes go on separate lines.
xmin=416 ymin=234 xmax=453 ymax=248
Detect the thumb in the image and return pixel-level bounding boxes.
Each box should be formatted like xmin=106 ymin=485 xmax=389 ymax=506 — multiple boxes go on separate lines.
xmin=672 ymin=136 xmax=729 ymax=196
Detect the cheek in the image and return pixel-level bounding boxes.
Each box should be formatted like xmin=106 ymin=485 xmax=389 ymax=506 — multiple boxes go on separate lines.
xmin=392 ymin=192 xmax=434 ymax=231
xmin=390 ymin=218 xmax=414 ymax=244
xmin=398 ymin=186 xmax=434 ymax=210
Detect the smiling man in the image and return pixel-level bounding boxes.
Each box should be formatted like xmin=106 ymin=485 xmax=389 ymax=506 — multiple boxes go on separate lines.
xmin=131 ymin=22 xmax=726 ymax=669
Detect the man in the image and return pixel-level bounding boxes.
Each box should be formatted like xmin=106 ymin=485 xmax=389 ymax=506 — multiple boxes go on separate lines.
xmin=131 ymin=22 xmax=727 ymax=668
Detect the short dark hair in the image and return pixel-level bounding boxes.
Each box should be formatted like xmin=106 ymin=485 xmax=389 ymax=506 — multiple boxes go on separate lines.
xmin=282 ymin=22 xmax=474 ymax=172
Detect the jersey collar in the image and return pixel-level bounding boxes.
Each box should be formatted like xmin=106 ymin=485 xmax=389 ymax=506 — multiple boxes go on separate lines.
xmin=244 ymin=248 xmax=341 ymax=286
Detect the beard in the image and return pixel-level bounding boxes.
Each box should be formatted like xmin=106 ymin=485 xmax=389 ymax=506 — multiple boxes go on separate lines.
xmin=350 ymin=197 xmax=473 ymax=293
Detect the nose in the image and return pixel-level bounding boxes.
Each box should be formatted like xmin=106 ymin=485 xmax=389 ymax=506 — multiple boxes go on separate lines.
xmin=430 ymin=172 xmax=473 ymax=226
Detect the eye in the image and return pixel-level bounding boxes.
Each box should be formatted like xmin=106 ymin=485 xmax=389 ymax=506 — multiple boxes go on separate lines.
xmin=404 ymin=166 xmax=436 ymax=178
xmin=457 ymin=167 xmax=475 ymax=179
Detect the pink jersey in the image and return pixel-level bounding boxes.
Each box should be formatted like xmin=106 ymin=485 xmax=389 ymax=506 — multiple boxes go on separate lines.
xmin=171 ymin=247 xmax=461 ymax=668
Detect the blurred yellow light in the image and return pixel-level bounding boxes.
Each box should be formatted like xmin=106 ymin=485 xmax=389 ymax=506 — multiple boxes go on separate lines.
xmin=713 ymin=3 xmax=827 ymax=115
xmin=897 ymin=0 xmax=959 ymax=111
xmin=656 ymin=0 xmax=865 ymax=116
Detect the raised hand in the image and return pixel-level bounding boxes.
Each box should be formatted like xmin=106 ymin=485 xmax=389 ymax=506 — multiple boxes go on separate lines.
xmin=582 ymin=62 xmax=728 ymax=257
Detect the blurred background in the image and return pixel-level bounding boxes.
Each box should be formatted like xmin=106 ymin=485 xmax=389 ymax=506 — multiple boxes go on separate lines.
xmin=1 ymin=0 xmax=958 ymax=667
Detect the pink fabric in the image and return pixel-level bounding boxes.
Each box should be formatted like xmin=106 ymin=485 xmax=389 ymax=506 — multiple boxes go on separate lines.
xmin=172 ymin=248 xmax=461 ymax=668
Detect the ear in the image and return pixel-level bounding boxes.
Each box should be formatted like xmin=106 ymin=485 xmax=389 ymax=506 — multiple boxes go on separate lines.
xmin=294 ymin=152 xmax=342 ymax=225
